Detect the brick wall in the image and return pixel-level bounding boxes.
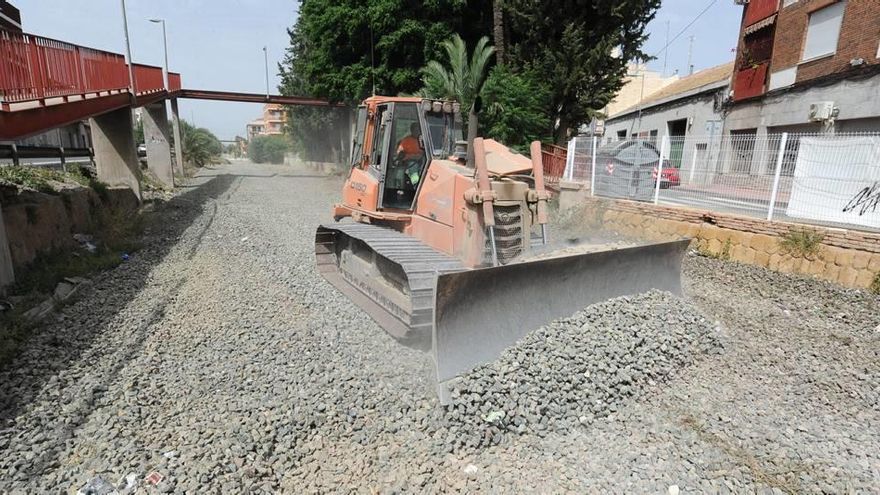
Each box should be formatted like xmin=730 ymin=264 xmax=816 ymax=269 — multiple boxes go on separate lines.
xmin=575 ymin=196 xmax=880 ymax=290
xmin=772 ymin=0 xmax=880 ymax=82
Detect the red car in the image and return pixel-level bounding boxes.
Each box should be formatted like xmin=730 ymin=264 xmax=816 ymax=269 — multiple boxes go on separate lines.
xmin=652 ymin=160 xmax=681 ymax=188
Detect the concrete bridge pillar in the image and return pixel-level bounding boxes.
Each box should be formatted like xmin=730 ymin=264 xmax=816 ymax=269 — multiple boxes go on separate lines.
xmin=143 ymin=101 xmax=175 ymax=188
xmin=90 ymin=107 xmax=141 ymax=200
xmin=170 ymin=98 xmax=185 ymax=177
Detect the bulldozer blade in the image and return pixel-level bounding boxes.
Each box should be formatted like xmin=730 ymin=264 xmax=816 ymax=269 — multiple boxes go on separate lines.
xmin=432 ymin=239 xmax=690 ymax=400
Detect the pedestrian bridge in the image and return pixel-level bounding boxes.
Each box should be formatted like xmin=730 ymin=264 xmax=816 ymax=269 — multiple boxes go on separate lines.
xmin=0 ymin=28 xmax=341 ymax=196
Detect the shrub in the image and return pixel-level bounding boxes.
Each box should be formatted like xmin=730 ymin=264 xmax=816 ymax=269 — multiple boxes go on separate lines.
xmin=181 ymin=120 xmax=223 ymax=167
xmin=249 ymin=135 xmax=290 ymax=164
xmin=779 ymin=228 xmax=824 ymax=259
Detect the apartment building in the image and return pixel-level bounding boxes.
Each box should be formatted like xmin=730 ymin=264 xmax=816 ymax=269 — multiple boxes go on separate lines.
xmin=245 ymin=103 xmax=287 ymax=142
xmin=728 ymin=0 xmax=880 ymax=134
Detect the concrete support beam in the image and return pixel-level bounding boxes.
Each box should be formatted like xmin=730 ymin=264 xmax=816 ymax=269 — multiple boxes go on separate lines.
xmin=0 ymin=204 xmax=14 ymax=292
xmin=170 ymin=98 xmax=185 ymax=177
xmin=90 ymin=107 xmax=141 ymax=200
xmin=143 ymin=101 xmax=175 ymax=188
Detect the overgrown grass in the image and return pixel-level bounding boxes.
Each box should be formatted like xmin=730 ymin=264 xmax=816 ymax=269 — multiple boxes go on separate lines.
xmin=871 ymin=273 xmax=880 ymax=295
xmin=0 ymin=164 xmax=108 ymax=196
xmin=0 ymin=166 xmax=66 ymax=192
xmin=779 ymin=228 xmax=825 ymax=259
xmin=694 ymin=237 xmax=732 ymax=260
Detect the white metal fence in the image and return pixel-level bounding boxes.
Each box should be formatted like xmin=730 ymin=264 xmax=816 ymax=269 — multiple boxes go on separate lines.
xmin=564 ymin=132 xmax=880 ymax=232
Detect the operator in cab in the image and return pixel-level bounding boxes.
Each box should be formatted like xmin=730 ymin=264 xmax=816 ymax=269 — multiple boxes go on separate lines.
xmin=395 ymin=122 xmax=425 ymax=188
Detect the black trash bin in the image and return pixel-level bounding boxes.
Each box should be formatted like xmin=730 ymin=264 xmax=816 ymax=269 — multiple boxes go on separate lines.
xmin=593 ymin=140 xmax=660 ymax=201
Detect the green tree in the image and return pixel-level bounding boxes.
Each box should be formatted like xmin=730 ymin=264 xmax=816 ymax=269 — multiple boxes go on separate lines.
xmin=504 ymin=0 xmax=661 ymax=142
xmin=180 ymin=121 xmax=222 ymax=168
xmin=278 ymin=0 xmax=493 ymax=163
xmin=280 ymin=1 xmax=492 ymax=103
xmin=480 ymin=65 xmax=551 ymax=151
xmin=248 ymin=135 xmax=290 ymax=164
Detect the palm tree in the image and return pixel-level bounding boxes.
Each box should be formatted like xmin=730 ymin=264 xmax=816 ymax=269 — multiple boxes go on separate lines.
xmin=493 ymin=0 xmax=505 ymax=65
xmin=420 ymin=34 xmax=495 ymax=164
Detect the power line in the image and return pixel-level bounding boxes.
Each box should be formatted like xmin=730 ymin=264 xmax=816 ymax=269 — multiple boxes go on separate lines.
xmin=651 ymin=0 xmax=719 ymax=59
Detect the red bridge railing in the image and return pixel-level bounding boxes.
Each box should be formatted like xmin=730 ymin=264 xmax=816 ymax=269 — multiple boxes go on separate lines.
xmin=0 ymin=29 xmax=129 ymax=105
xmin=0 ymin=28 xmax=179 ymax=109
xmin=132 ymin=63 xmax=164 ymax=94
xmin=168 ymin=72 xmax=182 ymax=92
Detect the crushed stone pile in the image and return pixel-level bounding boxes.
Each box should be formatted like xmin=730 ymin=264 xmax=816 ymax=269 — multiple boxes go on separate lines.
xmin=442 ymin=290 xmax=723 ymax=449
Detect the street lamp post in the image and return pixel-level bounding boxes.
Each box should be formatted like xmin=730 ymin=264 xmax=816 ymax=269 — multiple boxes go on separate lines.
xmin=148 ymin=18 xmax=184 ymax=178
xmin=120 ymin=0 xmax=136 ymax=97
xmin=149 ymin=18 xmax=169 ymax=90
xmin=263 ymin=46 xmax=270 ymax=98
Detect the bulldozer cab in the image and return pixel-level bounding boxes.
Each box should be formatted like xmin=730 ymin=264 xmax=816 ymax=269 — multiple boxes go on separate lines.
xmin=360 ymin=98 xmax=462 ymax=211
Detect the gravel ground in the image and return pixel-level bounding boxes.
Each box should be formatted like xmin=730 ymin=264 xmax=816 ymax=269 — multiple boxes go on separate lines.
xmin=1 ymin=160 xmax=878 ymax=494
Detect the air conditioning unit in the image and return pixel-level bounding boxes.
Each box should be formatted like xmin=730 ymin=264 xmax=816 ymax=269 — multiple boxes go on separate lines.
xmin=809 ymin=101 xmax=835 ymax=121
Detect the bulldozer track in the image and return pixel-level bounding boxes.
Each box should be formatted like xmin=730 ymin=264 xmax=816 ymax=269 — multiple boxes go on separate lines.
xmin=315 ymin=222 xmax=465 ymax=346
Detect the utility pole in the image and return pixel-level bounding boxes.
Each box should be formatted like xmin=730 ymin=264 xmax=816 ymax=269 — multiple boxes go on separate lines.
xmin=687 ymin=35 xmax=695 ymax=75
xmin=263 ymin=46 xmax=270 ymax=98
xmin=120 ymin=0 xmax=136 ymax=98
xmin=662 ymin=20 xmax=670 ymax=77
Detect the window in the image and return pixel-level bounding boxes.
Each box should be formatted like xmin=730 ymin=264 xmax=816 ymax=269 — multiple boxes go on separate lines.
xmin=350 ymin=106 xmax=367 ymax=168
xmin=802 ymin=1 xmax=846 ymax=61
xmin=425 ymin=112 xmax=462 ymax=158
xmin=382 ymin=103 xmax=425 ymax=209
xmin=616 ymin=130 xmax=627 ymax=141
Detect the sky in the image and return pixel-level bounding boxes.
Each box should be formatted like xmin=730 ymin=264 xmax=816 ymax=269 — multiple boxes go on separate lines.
xmin=17 ymin=0 xmax=740 ymax=140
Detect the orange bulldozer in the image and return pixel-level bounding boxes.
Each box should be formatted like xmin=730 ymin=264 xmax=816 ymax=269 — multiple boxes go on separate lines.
xmin=316 ymin=96 xmax=689 ymax=402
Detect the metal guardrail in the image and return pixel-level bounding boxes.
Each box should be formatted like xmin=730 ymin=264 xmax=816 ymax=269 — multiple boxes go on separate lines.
xmin=0 ymin=144 xmax=94 ymax=170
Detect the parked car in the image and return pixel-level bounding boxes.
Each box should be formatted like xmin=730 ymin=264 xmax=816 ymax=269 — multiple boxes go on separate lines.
xmin=653 ymin=161 xmax=681 ymax=188
xmin=137 ymin=143 xmax=147 ymax=165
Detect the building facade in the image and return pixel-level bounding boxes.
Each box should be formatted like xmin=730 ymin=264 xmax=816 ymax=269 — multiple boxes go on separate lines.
xmin=261 ymin=103 xmax=286 ymax=135
xmin=602 ymin=63 xmax=733 ymax=181
xmin=603 ymin=63 xmax=680 ymax=118
xmin=246 ymin=104 xmax=287 ymax=141
xmin=728 ymin=0 xmax=880 ymax=135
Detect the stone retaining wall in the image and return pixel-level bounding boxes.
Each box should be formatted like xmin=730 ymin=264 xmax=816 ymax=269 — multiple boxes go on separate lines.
xmin=0 ymin=184 xmax=137 ymax=273
xmin=576 ymin=196 xmax=880 ymax=290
